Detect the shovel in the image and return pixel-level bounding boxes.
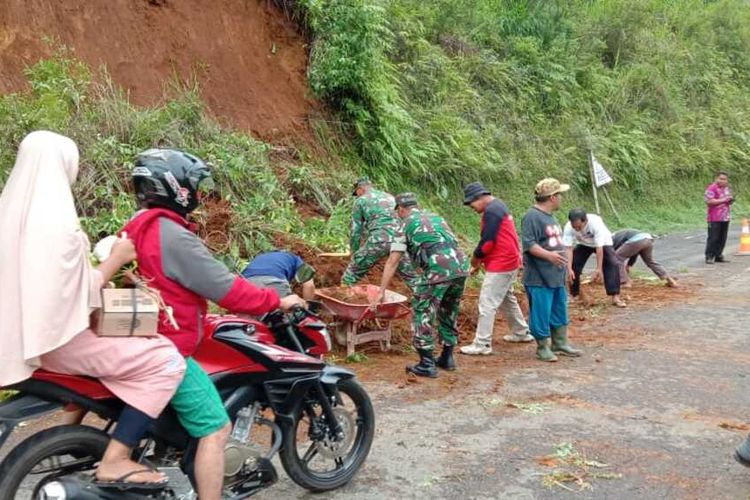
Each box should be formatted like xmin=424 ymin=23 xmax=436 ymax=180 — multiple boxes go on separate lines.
xmin=318 ymin=251 xmax=351 ymax=258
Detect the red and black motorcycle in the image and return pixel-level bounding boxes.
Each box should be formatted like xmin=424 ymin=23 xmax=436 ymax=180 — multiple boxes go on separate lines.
xmin=0 ymin=306 xmax=374 ymax=499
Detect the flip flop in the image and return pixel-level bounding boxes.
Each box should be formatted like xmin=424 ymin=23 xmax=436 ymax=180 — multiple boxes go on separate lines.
xmin=95 ymin=468 xmax=169 ymax=490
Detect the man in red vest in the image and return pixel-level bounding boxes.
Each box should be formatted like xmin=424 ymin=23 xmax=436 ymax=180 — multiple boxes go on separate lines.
xmin=123 ymin=149 xmax=304 ymax=499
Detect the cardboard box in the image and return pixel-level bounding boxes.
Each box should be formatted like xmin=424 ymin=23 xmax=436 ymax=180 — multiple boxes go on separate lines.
xmin=95 ymin=288 xmax=159 ymax=337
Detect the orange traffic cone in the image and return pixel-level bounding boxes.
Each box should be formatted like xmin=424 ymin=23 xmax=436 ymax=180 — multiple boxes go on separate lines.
xmin=736 ymin=218 xmax=750 ymax=256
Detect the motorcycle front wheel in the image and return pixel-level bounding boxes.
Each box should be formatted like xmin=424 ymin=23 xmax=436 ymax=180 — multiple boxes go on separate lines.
xmin=279 ymin=378 xmax=375 ymax=492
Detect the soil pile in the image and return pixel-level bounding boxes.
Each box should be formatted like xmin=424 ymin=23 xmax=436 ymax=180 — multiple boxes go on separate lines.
xmin=0 ymin=0 xmax=315 ymax=140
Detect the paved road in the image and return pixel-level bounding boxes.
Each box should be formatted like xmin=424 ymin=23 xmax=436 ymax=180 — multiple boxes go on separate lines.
xmin=263 ymin=224 xmax=750 ymax=499
xmin=3 ymin=225 xmax=749 ymax=499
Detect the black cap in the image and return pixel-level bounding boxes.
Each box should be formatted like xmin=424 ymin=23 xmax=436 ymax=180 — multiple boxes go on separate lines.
xmin=352 ymin=176 xmax=372 ymax=196
xmin=395 ymin=192 xmax=418 ymax=208
xmin=463 ymin=181 xmax=491 ymax=205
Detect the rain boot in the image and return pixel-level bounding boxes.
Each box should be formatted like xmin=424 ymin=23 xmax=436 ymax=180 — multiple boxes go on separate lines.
xmin=735 ymin=433 xmax=750 ymax=467
xmin=535 ymin=337 xmax=558 ymax=362
xmin=406 ymin=349 xmax=438 ymax=378
xmin=436 ymin=344 xmax=456 ymax=371
xmin=550 ymin=326 xmax=582 ymax=357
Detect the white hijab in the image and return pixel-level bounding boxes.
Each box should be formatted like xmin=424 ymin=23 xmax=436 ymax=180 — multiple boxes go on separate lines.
xmin=0 ymin=130 xmax=100 ymax=386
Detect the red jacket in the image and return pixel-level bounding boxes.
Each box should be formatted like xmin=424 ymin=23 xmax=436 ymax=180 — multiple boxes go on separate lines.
xmin=473 ymin=198 xmax=522 ymax=273
xmin=122 ymin=208 xmax=280 ymax=356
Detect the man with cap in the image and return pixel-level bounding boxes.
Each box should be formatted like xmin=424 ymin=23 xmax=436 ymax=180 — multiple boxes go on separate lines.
xmin=460 ymin=182 xmax=532 ymax=356
xmin=521 ymin=178 xmax=581 ymax=362
xmin=342 ymin=177 xmax=418 ymax=290
xmin=374 ymin=193 xmax=470 ymax=377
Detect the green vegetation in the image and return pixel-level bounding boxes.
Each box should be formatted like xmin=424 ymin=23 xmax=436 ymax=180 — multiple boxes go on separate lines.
xmin=290 ymin=0 xmax=750 ymax=233
xmin=3 ymin=1 xmax=750 ymax=258
xmin=0 ymin=48 xmax=352 ymax=262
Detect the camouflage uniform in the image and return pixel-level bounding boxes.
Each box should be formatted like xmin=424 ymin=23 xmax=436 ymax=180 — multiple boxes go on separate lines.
xmin=342 ymin=189 xmax=419 ymax=288
xmin=392 ymin=208 xmax=470 ymax=351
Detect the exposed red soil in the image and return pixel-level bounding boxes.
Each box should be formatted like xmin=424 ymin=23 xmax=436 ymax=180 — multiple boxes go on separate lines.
xmin=193 ymin=197 xmax=234 ymax=254
xmin=0 ymin=0 xmax=316 ymax=141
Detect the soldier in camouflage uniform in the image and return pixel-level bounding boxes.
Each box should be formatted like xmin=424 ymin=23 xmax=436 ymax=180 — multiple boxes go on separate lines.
xmin=375 ymin=192 xmax=470 ymax=378
xmin=342 ymin=178 xmax=418 ymax=289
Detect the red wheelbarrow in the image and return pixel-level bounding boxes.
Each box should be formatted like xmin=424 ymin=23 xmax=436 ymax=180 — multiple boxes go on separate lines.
xmin=315 ymin=284 xmax=410 ymax=356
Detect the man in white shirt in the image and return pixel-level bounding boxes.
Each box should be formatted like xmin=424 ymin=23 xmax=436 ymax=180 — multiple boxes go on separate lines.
xmin=562 ymin=209 xmax=626 ymax=307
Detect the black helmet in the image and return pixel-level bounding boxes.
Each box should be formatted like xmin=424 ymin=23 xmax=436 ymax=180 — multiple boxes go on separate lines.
xmin=132 ymin=148 xmax=213 ymax=215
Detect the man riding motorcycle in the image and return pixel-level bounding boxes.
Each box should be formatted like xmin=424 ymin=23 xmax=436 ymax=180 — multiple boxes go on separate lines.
xmin=122 ymin=149 xmax=306 ymax=499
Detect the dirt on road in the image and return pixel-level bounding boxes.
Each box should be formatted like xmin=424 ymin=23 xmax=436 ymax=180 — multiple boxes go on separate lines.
xmin=3 ymin=228 xmax=749 ymax=499
xmin=262 ymin=226 xmax=750 ymax=499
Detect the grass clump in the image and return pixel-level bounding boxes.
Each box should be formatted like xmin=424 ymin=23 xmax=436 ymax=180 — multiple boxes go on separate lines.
xmin=0 ymin=51 xmax=352 ymax=262
xmin=287 ymin=0 xmax=750 ymax=237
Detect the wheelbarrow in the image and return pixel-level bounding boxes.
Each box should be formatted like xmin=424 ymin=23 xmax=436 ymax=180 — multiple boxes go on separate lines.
xmin=315 ymin=284 xmax=411 ymax=356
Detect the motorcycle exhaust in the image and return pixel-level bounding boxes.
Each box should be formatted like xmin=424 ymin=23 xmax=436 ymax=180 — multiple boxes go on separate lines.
xmin=38 ymin=477 xmax=162 ymax=500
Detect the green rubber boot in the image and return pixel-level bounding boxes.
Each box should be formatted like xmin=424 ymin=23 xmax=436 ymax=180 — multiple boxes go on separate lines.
xmin=535 ymin=337 xmax=558 ymax=362
xmin=551 ymin=326 xmax=581 ymax=357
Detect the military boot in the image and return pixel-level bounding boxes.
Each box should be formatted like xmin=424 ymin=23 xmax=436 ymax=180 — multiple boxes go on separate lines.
xmin=550 ymin=326 xmax=582 ymax=357
xmin=735 ymin=433 xmax=750 ymax=467
xmin=407 ymin=349 xmax=438 ymax=378
xmin=535 ymin=337 xmax=558 ymax=362
xmin=436 ymin=344 xmax=456 ymax=371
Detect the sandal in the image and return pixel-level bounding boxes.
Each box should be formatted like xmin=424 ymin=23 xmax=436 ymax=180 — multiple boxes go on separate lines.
xmin=95 ymin=468 xmax=169 ymax=490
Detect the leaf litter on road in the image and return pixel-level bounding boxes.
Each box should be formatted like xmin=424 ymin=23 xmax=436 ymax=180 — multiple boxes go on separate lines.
xmin=535 ymin=442 xmax=622 ymax=492
xmin=480 ymin=397 xmax=552 ymax=414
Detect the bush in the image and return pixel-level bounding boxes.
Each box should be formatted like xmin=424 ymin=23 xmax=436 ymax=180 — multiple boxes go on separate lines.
xmin=291 ymin=0 xmax=750 ymax=233
xmin=0 ymin=53 xmax=351 ymax=259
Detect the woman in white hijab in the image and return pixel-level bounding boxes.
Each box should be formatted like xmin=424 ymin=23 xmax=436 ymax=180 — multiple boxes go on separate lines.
xmin=0 ymin=131 xmax=186 ymax=487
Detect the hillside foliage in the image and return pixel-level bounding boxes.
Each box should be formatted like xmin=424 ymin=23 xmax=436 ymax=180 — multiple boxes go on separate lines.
xmin=289 ymin=0 xmax=750 ymax=229
xmin=0 ymin=48 xmax=353 ymax=262
xmin=2 ymin=1 xmax=750 ymax=262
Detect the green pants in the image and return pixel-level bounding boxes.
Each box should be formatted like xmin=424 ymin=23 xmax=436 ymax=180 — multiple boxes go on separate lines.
xmin=342 ymin=240 xmax=419 ymax=290
xmin=412 ymin=277 xmax=466 ymax=351
xmin=170 ymin=357 xmax=229 ymax=438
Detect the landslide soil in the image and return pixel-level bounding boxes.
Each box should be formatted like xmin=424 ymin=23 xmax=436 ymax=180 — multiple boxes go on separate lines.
xmin=0 ymin=0 xmax=316 ymax=141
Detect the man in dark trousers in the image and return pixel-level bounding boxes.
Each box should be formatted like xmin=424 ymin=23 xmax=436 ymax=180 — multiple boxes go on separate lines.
xmin=460 ymin=182 xmax=532 ymax=357
xmin=704 ymin=171 xmax=733 ymax=264
xmin=375 ymin=193 xmax=470 ymax=377
xmin=521 ymin=178 xmax=581 ymax=362
xmin=612 ymin=229 xmax=677 ymax=288
xmin=563 ymin=209 xmax=626 ymax=308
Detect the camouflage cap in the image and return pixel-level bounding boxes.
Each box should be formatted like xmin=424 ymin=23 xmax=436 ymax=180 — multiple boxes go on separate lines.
xmin=395 ymin=192 xmax=418 ymax=208
xmin=534 ymin=178 xmax=570 ymax=198
xmin=352 ymin=176 xmax=372 ymax=195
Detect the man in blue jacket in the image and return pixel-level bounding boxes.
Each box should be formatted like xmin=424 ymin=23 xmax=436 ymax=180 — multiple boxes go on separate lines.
xmin=241 ymin=251 xmax=317 ymax=300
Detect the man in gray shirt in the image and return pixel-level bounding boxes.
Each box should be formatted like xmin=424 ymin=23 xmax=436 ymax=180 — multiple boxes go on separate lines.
xmin=521 ymin=178 xmax=581 ymax=362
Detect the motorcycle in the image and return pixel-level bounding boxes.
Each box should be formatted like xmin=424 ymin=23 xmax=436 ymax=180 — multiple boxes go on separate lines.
xmin=0 ymin=305 xmax=375 ymax=499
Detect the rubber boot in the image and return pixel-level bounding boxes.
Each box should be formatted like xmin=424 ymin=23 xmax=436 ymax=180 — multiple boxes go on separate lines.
xmin=406 ymin=349 xmax=438 ymax=378
xmin=735 ymin=433 xmax=750 ymax=467
xmin=535 ymin=337 xmax=558 ymax=362
xmin=436 ymin=344 xmax=456 ymax=371
xmin=550 ymin=326 xmax=582 ymax=357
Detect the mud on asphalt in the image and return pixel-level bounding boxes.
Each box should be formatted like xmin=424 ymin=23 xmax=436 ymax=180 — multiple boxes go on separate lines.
xmin=3 ymin=230 xmax=750 ymax=499
xmin=263 ymin=229 xmax=750 ymax=499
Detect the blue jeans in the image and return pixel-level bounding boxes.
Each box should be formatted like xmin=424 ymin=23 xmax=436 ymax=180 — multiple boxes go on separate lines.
xmin=524 ymin=286 xmax=569 ymax=340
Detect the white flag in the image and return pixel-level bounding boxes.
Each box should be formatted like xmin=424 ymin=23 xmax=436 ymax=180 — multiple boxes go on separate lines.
xmin=591 ymin=154 xmax=613 ymax=187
